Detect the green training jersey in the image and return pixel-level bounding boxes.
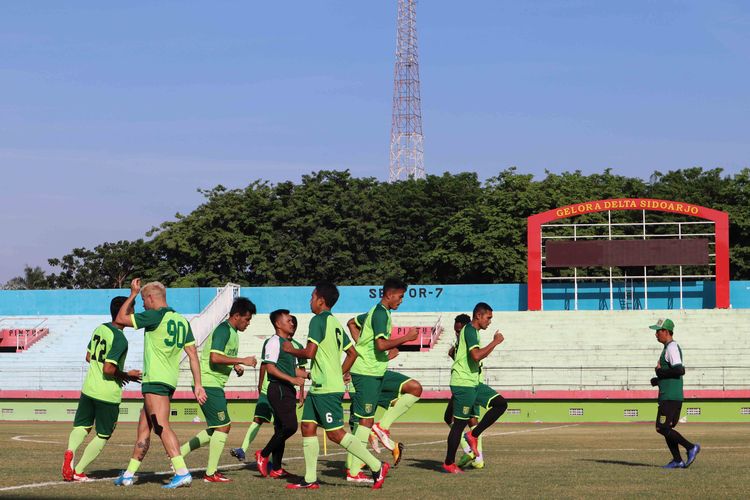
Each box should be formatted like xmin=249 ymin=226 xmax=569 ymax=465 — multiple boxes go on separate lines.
xmin=658 ymin=340 xmax=684 ymax=402
xmin=307 ymin=311 xmax=352 ymax=394
xmin=132 ymin=307 xmax=195 ymax=389
xmin=81 ymin=323 xmax=129 ymax=404
xmin=350 ymin=303 xmax=391 ymax=377
xmin=200 ymin=320 xmax=239 ymax=389
xmin=453 ymin=337 xmax=485 ymax=383
xmin=450 ymin=323 xmax=482 ymax=387
xmin=260 ymin=338 xmax=305 ymax=393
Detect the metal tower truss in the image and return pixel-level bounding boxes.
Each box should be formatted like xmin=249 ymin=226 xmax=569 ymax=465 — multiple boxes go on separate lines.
xmin=390 ymin=0 xmax=425 ymax=181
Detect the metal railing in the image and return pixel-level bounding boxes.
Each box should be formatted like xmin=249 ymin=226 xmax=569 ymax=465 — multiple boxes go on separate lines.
xmin=188 ymin=283 xmax=241 ymax=351
xmin=4 ymin=364 xmax=747 ymax=394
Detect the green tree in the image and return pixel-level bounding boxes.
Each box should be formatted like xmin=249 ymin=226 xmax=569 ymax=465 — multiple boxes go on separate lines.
xmin=3 ymin=266 xmax=50 ymax=290
xmin=47 ymin=239 xmax=154 ymax=289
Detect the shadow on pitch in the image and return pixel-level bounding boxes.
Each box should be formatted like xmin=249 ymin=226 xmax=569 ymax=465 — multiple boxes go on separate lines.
xmin=580 ymin=459 xmax=657 ymax=468
xmin=403 ymin=458 xmax=445 ymax=471
xmin=88 ymin=468 xmax=169 ymax=485
xmin=318 ymin=458 xmax=347 ymax=479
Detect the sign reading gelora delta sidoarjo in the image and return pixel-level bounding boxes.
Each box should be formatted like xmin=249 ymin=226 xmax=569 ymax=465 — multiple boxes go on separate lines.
xmin=526 ymin=198 xmax=730 ymax=311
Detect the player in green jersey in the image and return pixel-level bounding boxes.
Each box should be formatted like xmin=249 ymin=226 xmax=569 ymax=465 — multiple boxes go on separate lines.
xmin=230 ymin=315 xmax=306 ymax=461
xmin=282 ymin=281 xmax=390 ymax=490
xmin=62 ymin=296 xmax=142 ymax=482
xmin=345 ymin=278 xmax=422 ymax=481
xmin=649 ymin=318 xmax=700 ymax=468
xmin=443 ymin=302 xmax=507 ymax=474
xmin=179 ymin=297 xmax=258 ymax=482
xmin=442 ymin=313 xmax=485 ymax=468
xmin=113 ymin=279 xmax=207 ymax=489
xmin=255 ymin=309 xmax=309 ymax=479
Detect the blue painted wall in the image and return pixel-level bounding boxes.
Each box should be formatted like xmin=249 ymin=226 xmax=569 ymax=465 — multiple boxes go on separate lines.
xmin=0 ymin=281 xmax=746 ymax=315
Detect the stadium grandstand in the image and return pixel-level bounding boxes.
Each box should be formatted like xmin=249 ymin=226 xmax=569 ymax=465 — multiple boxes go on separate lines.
xmin=2 ymin=284 xmax=749 ymax=423
xmin=2 ymin=198 xmax=748 ymax=425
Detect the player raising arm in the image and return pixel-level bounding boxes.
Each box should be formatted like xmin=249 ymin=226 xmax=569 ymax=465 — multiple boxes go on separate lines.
xmin=113 ymin=279 xmax=207 ymax=489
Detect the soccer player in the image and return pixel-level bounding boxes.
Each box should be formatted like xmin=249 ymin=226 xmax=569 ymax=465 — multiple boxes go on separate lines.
xmin=230 ymin=315 xmax=306 ymax=461
xmin=649 ymin=318 xmax=701 ymax=468
xmin=113 ymin=279 xmax=207 ymax=489
xmin=442 ymin=313 xmax=484 ymax=468
xmin=179 ymin=297 xmax=258 ymax=482
xmin=255 ymin=309 xmax=309 ymax=479
xmin=443 ymin=302 xmax=508 ymax=474
xmin=62 ymin=296 xmax=142 ymax=482
xmin=444 ymin=313 xmax=472 ymax=425
xmin=345 ymin=278 xmax=421 ymax=481
xmin=282 ymin=281 xmax=390 ymax=490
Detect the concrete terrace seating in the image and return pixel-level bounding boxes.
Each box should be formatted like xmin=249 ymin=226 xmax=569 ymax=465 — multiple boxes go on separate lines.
xmin=177 ymin=309 xmax=750 ymax=393
xmin=0 ymin=315 xmax=145 ymax=392
xmin=3 ymin=309 xmax=748 ymax=394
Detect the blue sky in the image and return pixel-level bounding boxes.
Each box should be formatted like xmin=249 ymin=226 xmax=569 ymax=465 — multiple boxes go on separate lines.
xmin=1 ymin=1 xmax=749 ymax=282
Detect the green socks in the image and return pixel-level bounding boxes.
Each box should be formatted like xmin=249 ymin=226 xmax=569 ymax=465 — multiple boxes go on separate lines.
xmin=171 ymin=455 xmax=188 ymax=476
xmin=66 ymin=426 xmax=89 ymax=454
xmin=241 ymin=422 xmax=261 ymax=452
xmin=206 ymin=431 xmax=228 ymax=475
xmin=340 ymin=432 xmax=381 ymax=473
xmin=303 ymin=436 xmax=319 ymax=484
xmin=180 ymin=429 xmax=212 ymax=457
xmin=379 ymin=393 xmax=420 ymax=430
xmin=123 ymin=458 xmax=141 ymax=478
xmin=347 ymin=424 xmax=371 ymax=476
xmin=73 ymin=436 xmax=107 ymax=474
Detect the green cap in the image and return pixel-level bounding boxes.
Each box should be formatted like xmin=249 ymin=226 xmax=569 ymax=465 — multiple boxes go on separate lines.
xmin=649 ymin=318 xmax=674 ymax=332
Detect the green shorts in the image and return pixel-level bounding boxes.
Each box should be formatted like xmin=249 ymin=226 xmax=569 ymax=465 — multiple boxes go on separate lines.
xmin=378 ymin=371 xmax=412 ymax=408
xmin=198 ymin=387 xmax=231 ymax=428
xmin=302 ymin=392 xmax=345 ymax=431
xmin=73 ymin=393 xmax=120 ymax=438
xmin=350 ymin=373 xmax=384 ymax=419
xmin=254 ymin=392 xmax=273 ymax=423
xmin=142 ymin=382 xmax=176 ymax=398
xmin=450 ymin=383 xmax=498 ymax=420
xmin=349 ymin=371 xmax=412 ymax=429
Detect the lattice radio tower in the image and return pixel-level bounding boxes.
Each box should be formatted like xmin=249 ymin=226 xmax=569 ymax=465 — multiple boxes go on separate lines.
xmin=389 ymin=0 xmax=425 ymax=181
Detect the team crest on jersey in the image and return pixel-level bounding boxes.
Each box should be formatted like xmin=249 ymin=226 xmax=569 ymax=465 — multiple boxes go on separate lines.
xmin=365 ymin=404 xmax=373 ymax=414
xmin=462 ymin=406 xmax=470 ymax=415
xmin=218 ymin=411 xmax=226 ymax=421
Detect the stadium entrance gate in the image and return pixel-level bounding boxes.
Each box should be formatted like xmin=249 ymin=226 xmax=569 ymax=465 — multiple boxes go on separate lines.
xmin=526 ymin=198 xmax=729 ymax=311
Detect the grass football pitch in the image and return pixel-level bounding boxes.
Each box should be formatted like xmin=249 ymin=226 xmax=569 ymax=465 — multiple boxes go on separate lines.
xmin=0 ymin=421 xmax=747 ymax=499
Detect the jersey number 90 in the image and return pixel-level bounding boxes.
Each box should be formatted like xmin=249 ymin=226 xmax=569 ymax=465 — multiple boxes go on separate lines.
xmin=164 ymin=320 xmax=187 ymax=348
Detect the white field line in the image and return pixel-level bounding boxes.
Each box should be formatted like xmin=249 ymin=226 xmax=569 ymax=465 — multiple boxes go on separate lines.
xmin=3 ymin=424 xmax=744 ymax=492
xmin=2 ymin=424 xmax=577 ymax=492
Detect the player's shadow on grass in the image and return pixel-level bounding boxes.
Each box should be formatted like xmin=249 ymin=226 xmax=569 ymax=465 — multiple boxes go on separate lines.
xmin=403 ymin=458 xmax=444 ymax=471
xmin=580 ymin=459 xmax=657 ymax=468
xmin=318 ymin=458 xmax=348 ymax=479
xmin=88 ymin=469 xmax=170 ymax=485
